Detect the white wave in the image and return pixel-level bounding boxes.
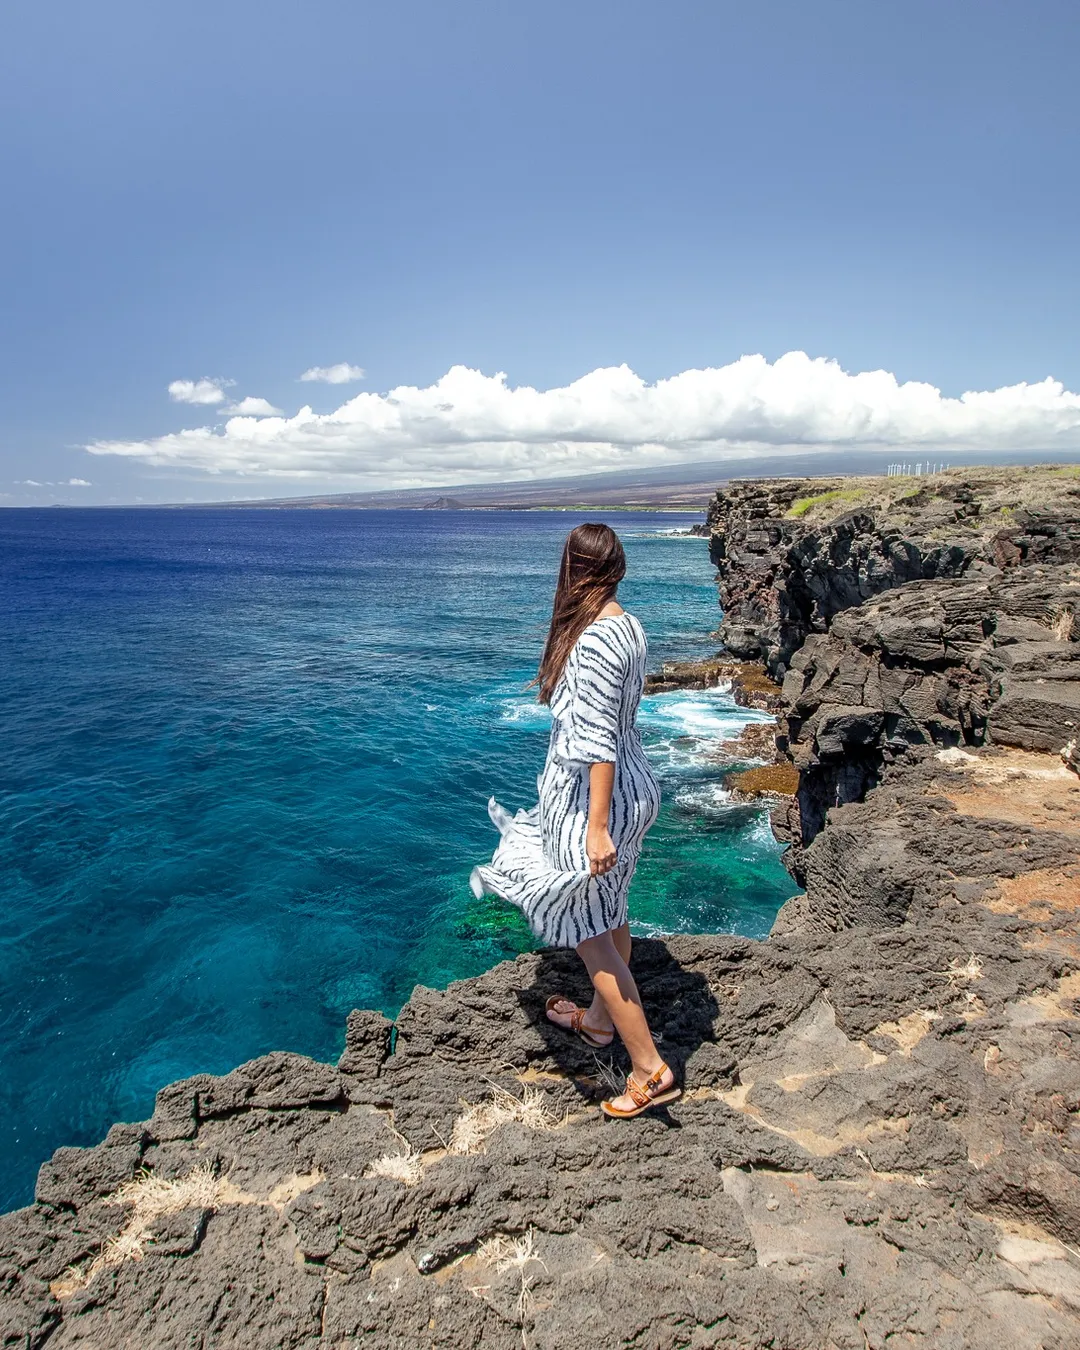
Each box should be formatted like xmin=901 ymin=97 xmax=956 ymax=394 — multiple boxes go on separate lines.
xmin=640 ymin=688 xmax=774 ymax=741
xmin=629 ymin=919 xmax=676 ymax=939
xmin=623 ymin=527 xmax=704 ymax=539
xmin=673 ymin=782 xmax=736 ymax=814
xmin=498 ymin=699 xmax=552 ymax=728
xmin=631 ymin=915 xmax=742 ymax=939
xmin=739 ymin=811 xmax=784 ymax=855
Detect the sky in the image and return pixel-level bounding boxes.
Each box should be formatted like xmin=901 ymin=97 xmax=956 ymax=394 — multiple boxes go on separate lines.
xmin=1 ymin=0 xmax=1078 ymax=505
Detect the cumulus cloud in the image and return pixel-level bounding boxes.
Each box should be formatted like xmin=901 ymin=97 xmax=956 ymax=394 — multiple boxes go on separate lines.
xmin=225 ymin=396 xmax=284 ymax=417
xmin=300 ymin=362 xmax=366 ymax=384
xmin=168 ymin=377 xmax=234 ymax=405
xmin=67 ymin=478 xmax=91 ymax=486
xmin=88 ymin=353 xmax=1080 ymax=486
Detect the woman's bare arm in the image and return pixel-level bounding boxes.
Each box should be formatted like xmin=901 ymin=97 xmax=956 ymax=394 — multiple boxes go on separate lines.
xmin=587 ymin=761 xmax=617 ymax=876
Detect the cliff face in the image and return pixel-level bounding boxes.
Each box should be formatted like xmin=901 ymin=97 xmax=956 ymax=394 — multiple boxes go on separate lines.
xmin=707 ymin=468 xmax=1080 ymax=863
xmin=3 ymin=468 xmax=1080 ymax=1350
xmin=708 ymin=467 xmax=1080 ymax=675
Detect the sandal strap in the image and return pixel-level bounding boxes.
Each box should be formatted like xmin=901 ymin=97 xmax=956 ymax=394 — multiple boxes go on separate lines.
xmin=624 ymin=1062 xmax=670 ymax=1108
xmin=645 ymin=1062 xmax=669 ymax=1092
xmin=580 ymin=1022 xmax=612 ymax=1042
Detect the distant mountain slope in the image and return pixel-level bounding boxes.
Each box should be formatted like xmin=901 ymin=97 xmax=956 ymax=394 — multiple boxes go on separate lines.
xmin=166 ymin=448 xmax=1077 ymax=510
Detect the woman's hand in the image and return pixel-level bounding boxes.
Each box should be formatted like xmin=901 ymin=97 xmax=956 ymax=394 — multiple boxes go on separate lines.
xmin=587 ymin=761 xmax=618 ymax=876
xmin=587 ymin=824 xmax=618 ymax=877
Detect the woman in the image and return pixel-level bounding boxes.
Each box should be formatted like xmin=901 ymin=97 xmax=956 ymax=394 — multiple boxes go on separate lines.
xmin=471 ymin=523 xmax=679 ymax=1119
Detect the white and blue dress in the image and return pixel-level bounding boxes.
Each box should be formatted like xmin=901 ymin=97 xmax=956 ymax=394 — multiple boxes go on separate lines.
xmin=471 ymin=612 xmax=661 ymax=949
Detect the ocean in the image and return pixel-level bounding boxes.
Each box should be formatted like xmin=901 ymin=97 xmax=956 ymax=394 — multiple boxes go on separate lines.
xmin=0 ymin=507 xmax=795 ymax=1210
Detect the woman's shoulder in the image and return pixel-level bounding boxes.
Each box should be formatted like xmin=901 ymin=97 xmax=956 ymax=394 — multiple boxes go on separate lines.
xmin=585 ymin=610 xmax=642 ymax=634
xmin=577 ymin=612 xmax=644 ymax=658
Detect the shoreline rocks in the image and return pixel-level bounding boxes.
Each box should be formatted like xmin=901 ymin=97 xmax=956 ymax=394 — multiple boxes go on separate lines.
xmin=645 ymin=656 xmax=785 ymax=712
xmin=724 ymin=762 xmax=800 ymax=801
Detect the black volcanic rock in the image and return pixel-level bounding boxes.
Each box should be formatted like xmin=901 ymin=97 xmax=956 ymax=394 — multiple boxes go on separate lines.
xmin=5 ymin=819 xmax=1080 ymax=1348
xmin=775 ymin=564 xmax=1080 ymax=856
xmin=707 ymin=467 xmax=1080 ymax=674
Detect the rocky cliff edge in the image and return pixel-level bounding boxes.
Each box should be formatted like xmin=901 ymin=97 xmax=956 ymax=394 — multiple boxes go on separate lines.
xmin=3 ymin=468 xmax=1080 ymax=1349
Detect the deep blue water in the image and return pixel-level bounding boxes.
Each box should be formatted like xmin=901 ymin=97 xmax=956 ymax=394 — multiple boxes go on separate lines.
xmin=0 ymin=508 xmax=795 ymax=1210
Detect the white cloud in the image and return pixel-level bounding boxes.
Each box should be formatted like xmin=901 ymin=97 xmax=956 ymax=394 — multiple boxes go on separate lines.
xmin=300 ymin=362 xmax=366 ymax=385
xmin=168 ymin=377 xmax=234 ymax=405
xmin=16 ymin=477 xmax=92 ymax=487
xmin=225 ymin=396 xmax=284 ymax=417
xmin=88 ymin=353 xmax=1080 ymax=487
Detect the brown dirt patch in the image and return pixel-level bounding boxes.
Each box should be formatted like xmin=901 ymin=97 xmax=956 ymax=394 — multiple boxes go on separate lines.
xmin=872 ymin=1010 xmax=942 ymax=1054
xmin=1005 ymin=971 xmax=1080 ymax=1026
xmin=988 ymin=868 xmax=1080 ymax=918
xmin=730 ymin=665 xmax=783 ymax=697
xmin=933 ymin=747 xmax=1080 ymax=837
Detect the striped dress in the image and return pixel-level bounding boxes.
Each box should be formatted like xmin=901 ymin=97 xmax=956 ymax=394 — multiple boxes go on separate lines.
xmin=470 ymin=612 xmax=661 ymax=949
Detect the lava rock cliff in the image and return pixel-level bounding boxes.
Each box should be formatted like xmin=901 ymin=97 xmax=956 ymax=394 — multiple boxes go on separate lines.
xmin=3 ymin=468 xmax=1080 ymax=1349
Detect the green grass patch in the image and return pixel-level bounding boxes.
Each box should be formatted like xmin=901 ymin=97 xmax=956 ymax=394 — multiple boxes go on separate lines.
xmin=786 ymin=487 xmax=870 ymax=518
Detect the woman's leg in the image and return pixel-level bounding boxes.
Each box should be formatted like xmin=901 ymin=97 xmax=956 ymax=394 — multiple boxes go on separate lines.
xmin=575 ymin=929 xmax=674 ymax=1105
xmin=546 ymin=922 xmax=630 ymax=1038
xmin=581 ymin=922 xmax=629 ymax=1030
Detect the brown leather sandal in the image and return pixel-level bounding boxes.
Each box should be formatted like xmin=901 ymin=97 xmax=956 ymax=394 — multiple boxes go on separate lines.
xmin=600 ymin=1062 xmax=681 ymax=1118
xmin=544 ymin=994 xmax=615 ymax=1049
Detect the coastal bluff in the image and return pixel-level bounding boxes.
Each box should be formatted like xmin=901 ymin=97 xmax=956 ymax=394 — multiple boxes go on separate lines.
xmin=4 ymin=468 xmax=1080 ymax=1349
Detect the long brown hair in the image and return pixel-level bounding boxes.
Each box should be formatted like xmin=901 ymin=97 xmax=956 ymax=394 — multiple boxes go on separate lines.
xmin=534 ymin=523 xmax=626 ymax=703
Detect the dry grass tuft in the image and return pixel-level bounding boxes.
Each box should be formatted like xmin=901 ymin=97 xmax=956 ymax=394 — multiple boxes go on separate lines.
xmin=590 ymin=1053 xmax=626 ymax=1102
xmin=476 ymin=1229 xmax=548 ymax=1332
xmin=787 ymin=486 xmax=872 ymax=518
xmin=709 ymin=978 xmax=743 ymax=1007
xmin=449 ymin=1082 xmax=564 ymax=1156
xmin=364 ymin=1149 xmax=423 ymax=1187
xmin=945 ymin=955 xmax=988 ymax=988
xmin=106 ymin=1164 xmax=221 ymax=1219
xmin=54 ymin=1165 xmax=222 ymax=1296
xmin=1051 ymin=606 xmax=1076 ymax=642
xmin=946 ymin=952 xmax=985 ymax=984
xmin=477 ymin=1229 xmax=542 ymax=1273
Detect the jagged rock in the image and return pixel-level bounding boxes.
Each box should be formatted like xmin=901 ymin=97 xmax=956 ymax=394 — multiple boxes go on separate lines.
xmin=5 ymin=767 xmax=1080 ymax=1349
xmin=773 ymin=565 xmax=1080 ymax=847
xmin=707 ymin=466 xmax=1080 ymax=673
xmin=338 ymin=1008 xmax=394 ymax=1079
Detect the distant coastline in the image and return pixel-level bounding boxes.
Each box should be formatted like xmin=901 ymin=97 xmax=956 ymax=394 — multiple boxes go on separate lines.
xmin=5 ymin=448 xmax=1077 ymax=512
xmin=144 ymin=449 xmax=1080 ymax=512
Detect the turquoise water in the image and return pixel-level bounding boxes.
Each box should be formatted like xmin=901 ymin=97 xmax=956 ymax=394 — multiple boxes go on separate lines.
xmin=0 ymin=508 xmax=795 ymax=1209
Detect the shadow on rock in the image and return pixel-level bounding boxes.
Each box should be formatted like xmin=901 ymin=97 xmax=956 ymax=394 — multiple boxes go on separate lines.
xmin=513 ymin=937 xmax=720 ymax=1099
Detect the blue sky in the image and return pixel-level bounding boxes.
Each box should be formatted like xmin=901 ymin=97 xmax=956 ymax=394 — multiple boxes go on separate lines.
xmin=1 ymin=0 xmax=1078 ymax=503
